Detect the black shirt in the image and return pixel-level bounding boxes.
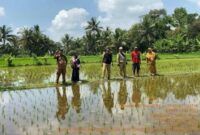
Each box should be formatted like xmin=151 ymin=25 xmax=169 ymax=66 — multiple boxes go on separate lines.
xmin=102 ymin=53 xmax=112 ymax=64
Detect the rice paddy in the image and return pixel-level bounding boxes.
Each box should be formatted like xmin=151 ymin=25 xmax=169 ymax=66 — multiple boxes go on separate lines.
xmin=0 ymin=59 xmax=200 ymax=135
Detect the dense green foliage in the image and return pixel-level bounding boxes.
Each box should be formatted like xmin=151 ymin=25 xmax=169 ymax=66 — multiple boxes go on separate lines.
xmin=1 ymin=7 xmax=200 ymax=57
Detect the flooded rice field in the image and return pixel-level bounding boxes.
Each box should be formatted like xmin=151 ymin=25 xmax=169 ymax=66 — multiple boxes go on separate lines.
xmin=0 ymin=65 xmax=200 ymax=135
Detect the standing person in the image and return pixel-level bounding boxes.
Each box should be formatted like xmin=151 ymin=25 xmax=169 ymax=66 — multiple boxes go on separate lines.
xmin=117 ymin=46 xmax=127 ymax=78
xmin=131 ymin=47 xmax=141 ymax=77
xmin=54 ymin=49 xmax=67 ymax=84
xmin=146 ymin=48 xmax=157 ymax=76
xmin=71 ymin=54 xmax=80 ymax=82
xmin=102 ymin=48 xmax=112 ymax=80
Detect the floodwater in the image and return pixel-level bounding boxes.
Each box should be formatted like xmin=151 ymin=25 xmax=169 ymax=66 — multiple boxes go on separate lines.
xmin=0 ymin=65 xmax=200 ymax=135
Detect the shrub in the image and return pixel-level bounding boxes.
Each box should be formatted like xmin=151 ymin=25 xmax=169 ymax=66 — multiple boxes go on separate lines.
xmin=3 ymin=54 xmax=15 ymax=67
xmin=32 ymin=54 xmax=43 ymax=66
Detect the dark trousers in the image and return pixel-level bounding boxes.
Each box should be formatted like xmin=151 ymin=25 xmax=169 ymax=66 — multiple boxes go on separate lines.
xmin=132 ymin=63 xmax=140 ymax=75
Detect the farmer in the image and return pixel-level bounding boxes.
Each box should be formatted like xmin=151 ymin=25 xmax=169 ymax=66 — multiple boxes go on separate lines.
xmin=131 ymin=47 xmax=141 ymax=77
xmin=71 ymin=53 xmax=80 ymax=82
xmin=117 ymin=46 xmax=127 ymax=78
xmin=146 ymin=48 xmax=157 ymax=76
xmin=54 ymin=49 xmax=67 ymax=84
xmin=102 ymin=48 xmax=112 ymax=80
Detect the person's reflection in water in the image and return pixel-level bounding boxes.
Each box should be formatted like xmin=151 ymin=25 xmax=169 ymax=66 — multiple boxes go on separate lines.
xmin=71 ymin=84 xmax=81 ymax=113
xmin=146 ymin=77 xmax=157 ymax=104
xmin=56 ymin=86 xmax=69 ymax=121
xmin=102 ymin=81 xmax=114 ymax=114
xmin=118 ymin=80 xmax=128 ymax=110
xmin=132 ymin=80 xmax=141 ymax=107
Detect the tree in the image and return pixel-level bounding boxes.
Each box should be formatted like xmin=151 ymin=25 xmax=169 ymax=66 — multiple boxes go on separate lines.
xmin=85 ymin=17 xmax=102 ymax=35
xmin=188 ymin=19 xmax=200 ymax=38
xmin=140 ymin=15 xmax=156 ymax=49
xmin=113 ymin=28 xmax=127 ymax=53
xmin=0 ymin=25 xmax=18 ymax=56
xmin=0 ymin=25 xmax=15 ymax=46
xmin=85 ymin=17 xmax=103 ymax=54
xmin=173 ymin=8 xmax=188 ymax=28
xmin=97 ymin=27 xmax=113 ymax=52
xmin=187 ymin=13 xmax=199 ymax=25
xmin=61 ymin=34 xmax=73 ymax=54
xmin=18 ymin=27 xmax=34 ymax=56
xmin=19 ymin=25 xmax=56 ymax=56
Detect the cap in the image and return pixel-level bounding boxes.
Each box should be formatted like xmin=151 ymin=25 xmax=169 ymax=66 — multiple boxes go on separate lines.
xmin=119 ymin=46 xmax=123 ymax=50
xmin=106 ymin=48 xmax=110 ymax=51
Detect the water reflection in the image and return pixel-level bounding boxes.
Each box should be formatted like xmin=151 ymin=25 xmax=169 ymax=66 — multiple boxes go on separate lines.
xmin=1 ymin=74 xmax=200 ymax=135
xmin=132 ymin=80 xmax=141 ymax=107
xmin=56 ymin=86 xmax=69 ymax=121
xmin=146 ymin=77 xmax=157 ymax=104
xmin=0 ymin=66 xmax=56 ymax=87
xmin=102 ymin=81 xmax=114 ymax=114
xmin=71 ymin=84 xmax=81 ymax=113
xmin=118 ymin=80 xmax=128 ymax=110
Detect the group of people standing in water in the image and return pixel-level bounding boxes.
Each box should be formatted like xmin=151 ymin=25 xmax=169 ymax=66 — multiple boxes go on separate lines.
xmin=54 ymin=46 xmax=157 ymax=84
xmin=101 ymin=46 xmax=157 ymax=80
xmin=54 ymin=49 xmax=80 ymax=84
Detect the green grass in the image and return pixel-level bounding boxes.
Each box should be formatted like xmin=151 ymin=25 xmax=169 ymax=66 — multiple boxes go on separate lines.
xmin=1 ymin=57 xmax=200 ymax=91
xmin=1 ymin=52 xmax=200 ymax=67
xmin=0 ymin=53 xmax=200 ymax=90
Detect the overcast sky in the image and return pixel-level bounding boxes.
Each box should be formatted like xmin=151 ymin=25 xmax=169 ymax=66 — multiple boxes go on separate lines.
xmin=0 ymin=0 xmax=200 ymax=41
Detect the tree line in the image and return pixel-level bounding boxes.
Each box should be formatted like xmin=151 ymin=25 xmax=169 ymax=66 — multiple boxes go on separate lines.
xmin=1 ymin=7 xmax=200 ymax=57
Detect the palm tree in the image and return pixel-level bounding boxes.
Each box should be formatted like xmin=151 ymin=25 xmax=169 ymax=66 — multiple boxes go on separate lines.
xmin=0 ymin=25 xmax=15 ymax=45
xmin=85 ymin=17 xmax=103 ymax=54
xmin=18 ymin=27 xmax=34 ymax=55
xmin=113 ymin=28 xmax=127 ymax=52
xmin=85 ymin=17 xmax=103 ymax=35
xmin=140 ymin=16 xmax=156 ymax=48
xmin=97 ymin=27 xmax=113 ymax=52
xmin=32 ymin=25 xmax=43 ymax=42
xmin=61 ymin=34 xmax=73 ymax=53
xmin=18 ymin=25 xmax=53 ymax=56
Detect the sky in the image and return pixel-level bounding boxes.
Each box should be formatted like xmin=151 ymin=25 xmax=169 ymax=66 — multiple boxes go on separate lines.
xmin=0 ymin=0 xmax=200 ymax=41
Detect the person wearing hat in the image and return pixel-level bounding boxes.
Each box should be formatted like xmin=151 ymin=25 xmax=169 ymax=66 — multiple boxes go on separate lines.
xmin=146 ymin=48 xmax=157 ymax=76
xmin=102 ymin=48 xmax=113 ymax=80
xmin=54 ymin=49 xmax=68 ymax=84
xmin=117 ymin=46 xmax=127 ymax=78
xmin=131 ymin=47 xmax=141 ymax=77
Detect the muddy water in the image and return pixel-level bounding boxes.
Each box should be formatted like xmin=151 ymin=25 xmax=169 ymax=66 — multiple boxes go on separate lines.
xmin=0 ymin=76 xmax=200 ymax=135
